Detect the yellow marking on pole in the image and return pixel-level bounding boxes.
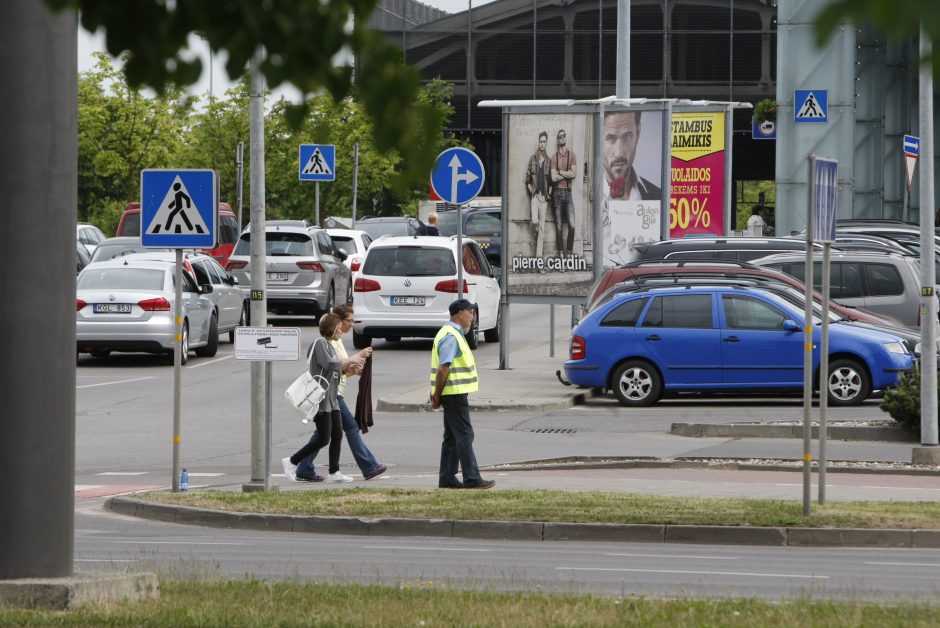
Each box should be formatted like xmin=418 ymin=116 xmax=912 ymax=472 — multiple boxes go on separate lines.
xmin=173 ymin=434 xmax=181 ymax=443
xmin=805 ymin=326 xmax=812 ymax=333
xmin=804 ymin=343 xmax=814 ymax=350
xmin=803 ymin=453 xmax=812 ymax=462
xmin=176 ymin=317 xmax=183 ymax=324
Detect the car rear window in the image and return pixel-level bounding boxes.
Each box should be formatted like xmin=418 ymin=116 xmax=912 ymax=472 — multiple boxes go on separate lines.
xmin=119 ymin=212 xmax=140 ymax=237
xmin=232 ymin=232 xmax=314 ymax=256
xmin=363 ymin=246 xmax=456 ymax=277
xmin=359 ymin=221 xmax=412 ymax=238
xmin=600 ymin=297 xmax=647 ymax=327
xmin=330 ymin=236 xmax=358 ymax=255
xmin=219 ymin=214 xmax=240 ymax=245
xmin=437 ymin=212 xmax=458 ymax=236
xmin=78 ymin=268 xmax=165 ymax=291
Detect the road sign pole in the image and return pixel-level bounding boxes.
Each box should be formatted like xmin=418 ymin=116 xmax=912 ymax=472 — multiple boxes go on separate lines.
xmin=802 ymin=155 xmax=815 ymax=516
xmin=315 ymin=182 xmax=320 ymax=227
xmin=172 ymin=248 xmax=183 ymax=492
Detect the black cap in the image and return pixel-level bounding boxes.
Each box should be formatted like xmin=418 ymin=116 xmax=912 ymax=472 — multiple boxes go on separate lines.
xmin=449 ymin=298 xmax=474 ymax=316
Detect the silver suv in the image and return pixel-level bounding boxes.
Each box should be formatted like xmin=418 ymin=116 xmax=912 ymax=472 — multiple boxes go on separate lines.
xmin=225 ymin=221 xmax=352 ymax=318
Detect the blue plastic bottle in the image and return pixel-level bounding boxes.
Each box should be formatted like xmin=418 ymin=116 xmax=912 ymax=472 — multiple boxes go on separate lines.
xmin=180 ymin=468 xmax=189 ymax=492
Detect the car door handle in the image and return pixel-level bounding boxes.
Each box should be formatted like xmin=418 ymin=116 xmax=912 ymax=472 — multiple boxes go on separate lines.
xmin=724 ymin=336 xmax=740 ymax=343
xmin=644 ymin=334 xmax=661 ymax=342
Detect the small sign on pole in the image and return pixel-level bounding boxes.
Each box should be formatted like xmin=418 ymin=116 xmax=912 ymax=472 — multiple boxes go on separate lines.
xmin=812 ymin=157 xmax=839 ymax=243
xmin=904 ymin=134 xmax=920 ymax=191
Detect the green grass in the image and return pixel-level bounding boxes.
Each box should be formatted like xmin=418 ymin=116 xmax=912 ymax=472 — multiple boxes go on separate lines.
xmin=2 ymin=580 xmax=939 ymax=626
xmin=139 ymin=488 xmax=940 ymax=529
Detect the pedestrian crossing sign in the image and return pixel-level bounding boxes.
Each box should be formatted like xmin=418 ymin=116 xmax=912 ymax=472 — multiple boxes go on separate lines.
xmin=299 ymin=144 xmax=336 ymax=182
xmin=140 ymin=169 xmax=218 ymax=248
xmin=794 ymin=89 xmax=828 ymax=123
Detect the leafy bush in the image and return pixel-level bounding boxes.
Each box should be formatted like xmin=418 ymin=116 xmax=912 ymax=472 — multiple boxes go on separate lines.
xmin=880 ymin=366 xmax=939 ymax=436
xmin=753 ymin=98 xmax=777 ymax=123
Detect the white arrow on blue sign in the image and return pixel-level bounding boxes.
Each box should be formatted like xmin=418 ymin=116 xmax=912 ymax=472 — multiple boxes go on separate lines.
xmin=903 ymin=135 xmax=920 ymax=157
xmin=140 ymin=169 xmax=217 ymax=248
xmin=430 ymin=147 xmax=485 ymax=205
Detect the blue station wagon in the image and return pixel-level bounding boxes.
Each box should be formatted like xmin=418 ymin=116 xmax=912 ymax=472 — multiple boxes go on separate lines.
xmin=564 ymin=285 xmax=914 ymax=406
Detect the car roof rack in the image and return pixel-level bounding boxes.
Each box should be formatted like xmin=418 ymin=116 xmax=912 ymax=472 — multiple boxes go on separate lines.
xmin=622 ymin=259 xmax=758 ymax=269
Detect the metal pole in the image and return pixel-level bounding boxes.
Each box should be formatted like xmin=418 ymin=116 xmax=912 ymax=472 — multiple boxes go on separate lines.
xmin=616 ymin=0 xmax=630 ymax=99
xmin=264 ymin=360 xmax=272 ymax=492
xmin=352 ymin=143 xmax=359 ymax=227
xmin=457 ymin=204 xmax=465 ymax=297
xmin=172 ymin=249 xmax=183 ymax=492
xmin=549 ymin=305 xmax=555 ymax=357
xmin=236 ymin=141 xmax=245 ymax=229
xmin=802 ymin=155 xmax=816 ymax=516
xmin=316 ymin=181 xmax=320 ymax=226
xmin=248 ymin=49 xmax=268 ymax=485
xmin=919 ymin=28 xmax=939 ymax=447
xmin=819 ymin=242 xmax=831 ymax=505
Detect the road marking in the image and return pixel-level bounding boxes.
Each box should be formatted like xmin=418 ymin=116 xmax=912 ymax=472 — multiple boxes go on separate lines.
xmin=556 ymin=567 xmax=828 ymax=579
xmin=77 ymin=376 xmax=156 ymax=390
xmin=115 ymin=541 xmax=248 ymax=546
xmin=605 ymin=552 xmax=737 ymax=560
xmin=75 ymin=559 xmax=138 ymax=563
xmin=97 ymin=471 xmax=149 ymax=476
xmin=775 ymin=483 xmax=940 ymax=492
xmin=189 ymin=354 xmax=233 ymax=369
xmin=189 ymin=472 xmax=225 ymax=477
xmin=362 ymin=545 xmax=492 ymax=552
xmin=866 ymin=561 xmax=940 ymax=567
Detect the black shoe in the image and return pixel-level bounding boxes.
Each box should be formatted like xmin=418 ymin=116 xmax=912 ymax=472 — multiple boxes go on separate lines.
xmin=438 ymin=480 xmax=464 ymax=489
xmin=463 ymin=479 xmax=495 ymax=490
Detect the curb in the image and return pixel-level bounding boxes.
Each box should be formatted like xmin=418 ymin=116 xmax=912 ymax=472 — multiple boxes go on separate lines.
xmin=376 ymin=388 xmax=595 ymax=413
xmin=670 ymin=422 xmax=916 ymax=442
xmin=106 ymin=496 xmax=940 ymax=549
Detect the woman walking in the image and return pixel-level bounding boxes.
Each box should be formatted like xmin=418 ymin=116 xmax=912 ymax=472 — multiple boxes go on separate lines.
xmin=282 ymin=313 xmax=349 ymax=483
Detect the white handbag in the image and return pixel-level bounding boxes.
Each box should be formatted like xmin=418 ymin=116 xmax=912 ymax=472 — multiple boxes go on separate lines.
xmin=284 ymin=339 xmax=329 ymax=423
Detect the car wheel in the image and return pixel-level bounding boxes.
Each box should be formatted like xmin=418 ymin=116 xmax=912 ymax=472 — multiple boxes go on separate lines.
xmin=196 ymin=314 xmax=219 ymax=357
xmin=826 ymin=358 xmax=870 ymax=406
xmin=483 ymin=307 xmax=501 ymax=343
xmin=229 ymin=302 xmax=248 ymax=343
xmin=168 ymin=321 xmax=190 ymax=365
xmin=465 ymin=308 xmax=479 ymax=350
xmin=611 ymin=360 xmax=662 ymax=407
xmin=90 ymin=349 xmax=111 ymax=358
xmin=353 ymin=329 xmax=371 ymax=349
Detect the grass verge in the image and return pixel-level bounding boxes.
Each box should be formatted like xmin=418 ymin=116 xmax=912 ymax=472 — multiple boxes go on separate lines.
xmin=2 ymin=580 xmax=939 ymax=627
xmin=138 ymin=488 xmax=940 ymax=529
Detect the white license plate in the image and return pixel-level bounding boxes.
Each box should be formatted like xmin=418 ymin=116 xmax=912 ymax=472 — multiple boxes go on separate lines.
xmin=266 ymin=272 xmax=289 ymax=281
xmin=391 ymin=296 xmax=426 ymax=306
xmin=93 ymin=303 xmax=131 ymax=314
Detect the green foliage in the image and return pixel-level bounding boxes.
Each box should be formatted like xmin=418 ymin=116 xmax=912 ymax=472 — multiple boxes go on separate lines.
xmin=735 ymin=180 xmax=776 ymax=231
xmin=48 ymin=0 xmax=445 ymax=193
xmin=881 ymin=366 xmax=935 ymax=436
xmin=753 ymin=98 xmax=777 ymax=123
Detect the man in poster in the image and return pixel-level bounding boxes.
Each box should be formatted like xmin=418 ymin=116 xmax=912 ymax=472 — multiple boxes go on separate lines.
xmin=603 ymin=110 xmax=661 ymax=201
xmin=551 ymin=129 xmax=577 ymax=255
xmin=525 ymin=131 xmax=552 ymax=259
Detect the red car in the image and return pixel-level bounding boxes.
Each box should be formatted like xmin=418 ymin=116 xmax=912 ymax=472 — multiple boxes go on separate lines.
xmin=585 ymin=260 xmax=906 ymax=327
xmin=116 ymin=201 xmax=241 ymax=266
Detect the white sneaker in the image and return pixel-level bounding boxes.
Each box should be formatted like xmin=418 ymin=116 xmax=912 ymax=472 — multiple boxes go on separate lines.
xmin=281 ymin=457 xmax=297 ymax=482
xmin=326 ymin=471 xmax=353 ymax=483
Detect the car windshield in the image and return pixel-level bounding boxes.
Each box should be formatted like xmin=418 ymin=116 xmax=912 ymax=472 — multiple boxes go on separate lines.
xmin=436 ymin=212 xmax=458 ymax=236
xmin=232 ymin=232 xmax=314 ymax=256
xmin=78 ymin=268 xmax=165 ymax=291
xmin=219 ymin=215 xmax=240 ymax=245
xmin=358 ymin=221 xmax=412 ymax=238
xmin=363 ymin=246 xmax=456 ymax=277
xmin=90 ymin=242 xmax=165 ymax=263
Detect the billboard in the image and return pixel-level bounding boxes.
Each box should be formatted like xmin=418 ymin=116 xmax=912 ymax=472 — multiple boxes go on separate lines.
xmin=669 ymin=111 xmax=726 ymax=237
xmin=601 ymin=108 xmax=664 ymax=267
xmin=505 ymin=113 xmax=595 ymax=297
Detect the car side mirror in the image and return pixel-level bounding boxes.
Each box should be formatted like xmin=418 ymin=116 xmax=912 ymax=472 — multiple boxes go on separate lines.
xmin=335 ymin=249 xmax=348 ymax=261
xmin=200 ymin=283 xmax=214 ymax=294
xmin=226 ymin=275 xmax=238 ymax=286
xmin=782 ymin=319 xmax=799 ymax=332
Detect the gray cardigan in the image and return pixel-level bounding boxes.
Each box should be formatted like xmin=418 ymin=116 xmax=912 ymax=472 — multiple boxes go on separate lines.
xmin=308 ymin=337 xmax=341 ymax=413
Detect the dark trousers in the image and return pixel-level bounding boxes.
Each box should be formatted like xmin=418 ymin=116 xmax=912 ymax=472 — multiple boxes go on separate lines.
xmin=290 ymin=410 xmax=342 ymax=474
xmin=553 ymin=188 xmax=575 ymax=253
xmin=440 ymin=394 xmax=482 ymax=486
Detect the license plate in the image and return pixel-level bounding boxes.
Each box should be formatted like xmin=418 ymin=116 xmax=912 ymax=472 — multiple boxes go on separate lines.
xmin=391 ymin=296 xmax=426 ymax=306
xmin=266 ymin=272 xmax=289 ymax=281
xmin=93 ymin=303 xmax=131 ymax=314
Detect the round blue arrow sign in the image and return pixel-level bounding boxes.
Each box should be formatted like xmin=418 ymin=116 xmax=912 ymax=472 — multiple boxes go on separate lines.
xmin=430 ymin=147 xmax=485 ymax=205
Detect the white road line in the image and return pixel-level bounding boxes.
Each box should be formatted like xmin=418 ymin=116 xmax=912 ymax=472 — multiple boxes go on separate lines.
xmin=189 ymin=354 xmax=234 ymax=369
xmin=867 ymin=561 xmax=940 ymax=567
xmin=188 ymin=472 xmax=225 ymax=477
xmin=556 ymin=567 xmax=828 ymax=579
xmin=97 ymin=471 xmax=149 ymax=476
xmin=362 ymin=545 xmax=492 ymax=552
xmin=605 ymin=552 xmax=737 ymax=560
xmin=75 ymin=485 xmax=105 ymax=491
xmin=115 ymin=541 xmax=248 ymax=546
xmin=75 ymin=559 xmax=138 ymax=563
xmin=77 ymin=376 xmax=156 ymax=390
xmin=775 ymin=483 xmax=940 ymax=491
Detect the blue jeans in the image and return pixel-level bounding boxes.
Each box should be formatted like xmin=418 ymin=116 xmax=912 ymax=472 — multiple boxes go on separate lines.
xmin=296 ymin=396 xmax=381 ymax=477
xmin=439 ymin=393 xmax=483 ymax=486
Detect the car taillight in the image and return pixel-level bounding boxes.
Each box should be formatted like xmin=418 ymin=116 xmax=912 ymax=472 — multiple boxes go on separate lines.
xmin=297 ymin=261 xmax=325 ymax=271
xmin=351 ymin=257 xmax=362 ymax=272
xmin=138 ymin=297 xmax=171 ymax=311
xmin=434 ymin=279 xmax=469 ymax=293
xmin=355 ymin=277 xmax=381 ymax=292
xmin=76 ymin=299 xmax=86 ymax=311
xmin=225 ymin=260 xmax=248 ymax=270
xmin=570 ymin=335 xmax=586 ymax=360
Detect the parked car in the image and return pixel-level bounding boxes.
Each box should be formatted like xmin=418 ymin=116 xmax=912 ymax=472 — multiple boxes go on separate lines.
xmin=564 ymin=285 xmax=914 ymax=406
xmin=752 ymin=250 xmax=940 ymax=328
xmin=436 ymin=205 xmax=502 ymax=267
xmin=76 ymin=258 xmax=216 ymax=364
xmin=89 ymin=237 xmax=170 ymax=263
xmin=117 ymin=201 xmax=241 ymax=266
xmin=352 ymin=235 xmax=501 ymax=349
xmin=356 ymin=215 xmax=425 ymax=239
xmin=225 ymin=221 xmax=351 ymax=318
xmin=119 ymin=251 xmax=247 ymax=343
xmin=77 ymin=222 xmax=107 ymax=256
xmin=625 ymin=237 xmax=811 ymax=264
xmin=326 ymin=228 xmax=372 ymax=282
xmin=584 ymin=260 xmax=904 ymax=327
xmin=76 ymin=241 xmax=91 ymax=275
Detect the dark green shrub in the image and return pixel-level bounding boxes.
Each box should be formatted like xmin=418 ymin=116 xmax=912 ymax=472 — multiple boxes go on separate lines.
xmin=880 ymin=366 xmax=940 ymax=436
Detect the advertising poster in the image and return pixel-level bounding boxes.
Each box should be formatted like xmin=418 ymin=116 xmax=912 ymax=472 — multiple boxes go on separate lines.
xmin=669 ymin=111 xmax=725 ymax=237
xmin=505 ymin=113 xmax=594 ymax=297
xmin=601 ymin=108 xmax=664 ymax=267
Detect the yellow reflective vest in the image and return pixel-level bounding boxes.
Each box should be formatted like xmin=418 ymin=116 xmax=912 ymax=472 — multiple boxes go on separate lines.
xmin=429 ymin=325 xmax=479 ymax=395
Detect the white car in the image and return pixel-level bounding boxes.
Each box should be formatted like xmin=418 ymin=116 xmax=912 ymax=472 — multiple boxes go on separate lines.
xmin=352 ymin=235 xmax=501 ymax=349
xmin=326 ymin=228 xmax=372 ymax=283
xmin=77 ymin=222 xmax=107 ymax=256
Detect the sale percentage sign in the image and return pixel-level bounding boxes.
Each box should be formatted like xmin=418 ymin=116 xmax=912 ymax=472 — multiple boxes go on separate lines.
xmin=691 ymin=198 xmax=711 ymax=228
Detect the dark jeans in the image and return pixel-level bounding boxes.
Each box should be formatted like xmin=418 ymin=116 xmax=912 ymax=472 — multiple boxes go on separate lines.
xmin=553 ymin=188 xmax=575 ymax=253
xmin=439 ymin=393 xmax=482 ymax=486
xmin=290 ymin=409 xmax=342 ymax=474
xmin=296 ymin=396 xmax=381 ymax=477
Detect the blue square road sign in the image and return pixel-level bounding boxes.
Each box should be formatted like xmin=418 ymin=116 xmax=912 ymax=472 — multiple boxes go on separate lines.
xmin=140 ymin=169 xmax=218 ymax=248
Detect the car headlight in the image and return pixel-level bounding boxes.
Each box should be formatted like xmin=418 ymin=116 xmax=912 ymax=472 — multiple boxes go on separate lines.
xmin=883 ymin=342 xmax=907 ymax=355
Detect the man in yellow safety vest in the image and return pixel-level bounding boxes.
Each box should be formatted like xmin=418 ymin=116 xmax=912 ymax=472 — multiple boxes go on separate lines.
xmin=429 ymin=299 xmax=495 ymax=489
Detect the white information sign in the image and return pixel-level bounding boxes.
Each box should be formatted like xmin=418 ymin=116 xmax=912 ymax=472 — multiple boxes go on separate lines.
xmin=234 ymin=327 xmax=301 ymax=361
